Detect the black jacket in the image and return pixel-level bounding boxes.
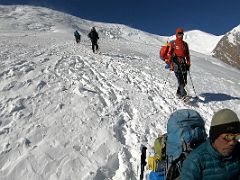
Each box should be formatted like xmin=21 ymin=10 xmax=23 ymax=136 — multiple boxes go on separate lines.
xmin=88 ymin=30 xmax=99 ymax=42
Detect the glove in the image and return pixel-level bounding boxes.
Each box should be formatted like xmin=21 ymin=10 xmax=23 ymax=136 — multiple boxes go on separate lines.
xmin=165 ymin=58 xmax=171 ymax=65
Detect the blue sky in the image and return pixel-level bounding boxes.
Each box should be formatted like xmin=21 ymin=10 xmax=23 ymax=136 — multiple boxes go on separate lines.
xmin=1 ymin=0 xmax=239 ymax=36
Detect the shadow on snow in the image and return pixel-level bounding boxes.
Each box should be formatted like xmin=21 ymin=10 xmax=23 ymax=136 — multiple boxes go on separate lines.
xmin=199 ymin=93 xmax=240 ymax=103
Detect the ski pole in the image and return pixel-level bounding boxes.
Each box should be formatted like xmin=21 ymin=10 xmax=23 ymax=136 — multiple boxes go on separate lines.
xmin=188 ymin=71 xmax=198 ymax=98
xmin=140 ymin=146 xmax=147 ymax=180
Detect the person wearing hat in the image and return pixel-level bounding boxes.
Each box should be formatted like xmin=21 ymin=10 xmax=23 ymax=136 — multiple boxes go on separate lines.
xmin=181 ymin=108 xmax=240 ymax=179
xmin=166 ymin=27 xmax=191 ymax=98
xmin=88 ymin=27 xmax=99 ymax=53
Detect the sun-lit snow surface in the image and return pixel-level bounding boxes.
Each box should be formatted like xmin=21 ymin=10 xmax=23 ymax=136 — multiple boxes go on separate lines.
xmin=0 ymin=5 xmax=239 ymax=180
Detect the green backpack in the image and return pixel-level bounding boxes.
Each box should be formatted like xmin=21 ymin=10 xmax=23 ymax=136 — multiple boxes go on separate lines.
xmin=148 ymin=133 xmax=167 ymax=172
xmin=154 ymin=133 xmax=167 ymax=160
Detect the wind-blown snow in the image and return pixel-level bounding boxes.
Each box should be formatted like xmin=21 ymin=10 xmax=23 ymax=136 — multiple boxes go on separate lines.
xmin=0 ymin=5 xmax=239 ymax=180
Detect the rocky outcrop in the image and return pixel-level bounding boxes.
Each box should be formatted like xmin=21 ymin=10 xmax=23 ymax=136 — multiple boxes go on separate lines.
xmin=212 ymin=25 xmax=240 ymax=70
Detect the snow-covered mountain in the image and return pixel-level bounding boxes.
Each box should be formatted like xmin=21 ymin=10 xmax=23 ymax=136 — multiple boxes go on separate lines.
xmin=183 ymin=30 xmax=222 ymax=55
xmin=168 ymin=30 xmax=222 ymax=55
xmin=212 ymin=25 xmax=240 ymax=70
xmin=0 ymin=5 xmax=239 ymax=180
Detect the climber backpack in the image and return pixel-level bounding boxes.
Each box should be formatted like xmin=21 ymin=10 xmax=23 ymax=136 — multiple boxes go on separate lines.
xmin=147 ymin=134 xmax=167 ymax=180
xmin=160 ymin=42 xmax=171 ymax=61
xmin=148 ymin=133 xmax=167 ymax=173
xmin=166 ymin=109 xmax=207 ymax=180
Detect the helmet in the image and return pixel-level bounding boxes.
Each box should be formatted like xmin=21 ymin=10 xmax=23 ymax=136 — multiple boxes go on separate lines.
xmin=176 ymin=27 xmax=184 ymax=35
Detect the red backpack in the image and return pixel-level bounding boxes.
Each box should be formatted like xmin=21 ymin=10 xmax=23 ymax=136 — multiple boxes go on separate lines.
xmin=160 ymin=42 xmax=171 ymax=61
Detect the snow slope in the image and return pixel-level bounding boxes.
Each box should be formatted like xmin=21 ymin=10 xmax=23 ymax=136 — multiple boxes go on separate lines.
xmin=0 ymin=5 xmax=239 ymax=180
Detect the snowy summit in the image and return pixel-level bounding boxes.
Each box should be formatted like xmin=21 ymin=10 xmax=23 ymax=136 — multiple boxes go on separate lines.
xmin=0 ymin=5 xmax=239 ymax=180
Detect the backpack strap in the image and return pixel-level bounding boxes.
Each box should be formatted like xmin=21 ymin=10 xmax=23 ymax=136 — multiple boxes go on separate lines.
xmin=166 ymin=153 xmax=186 ymax=180
xmin=166 ymin=141 xmax=191 ymax=180
xmin=182 ymin=140 xmax=193 ymax=153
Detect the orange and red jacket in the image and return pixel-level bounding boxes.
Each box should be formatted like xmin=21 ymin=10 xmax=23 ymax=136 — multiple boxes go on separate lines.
xmin=166 ymin=33 xmax=191 ymax=66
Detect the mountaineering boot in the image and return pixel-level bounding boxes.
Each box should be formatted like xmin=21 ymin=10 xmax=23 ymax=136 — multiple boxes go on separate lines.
xmin=176 ymin=87 xmax=181 ymax=98
xmin=179 ymin=85 xmax=187 ymax=97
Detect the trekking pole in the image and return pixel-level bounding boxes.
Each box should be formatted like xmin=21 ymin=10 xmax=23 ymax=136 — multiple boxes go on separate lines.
xmin=140 ymin=145 xmax=147 ymax=180
xmin=188 ymin=71 xmax=198 ymax=98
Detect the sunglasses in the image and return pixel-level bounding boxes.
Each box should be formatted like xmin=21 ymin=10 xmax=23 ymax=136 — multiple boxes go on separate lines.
xmin=223 ymin=134 xmax=240 ymax=142
xmin=178 ymin=32 xmax=184 ymax=35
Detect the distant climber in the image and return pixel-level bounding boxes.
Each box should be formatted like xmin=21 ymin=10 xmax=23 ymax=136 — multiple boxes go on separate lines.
xmin=88 ymin=27 xmax=99 ymax=53
xmin=74 ymin=30 xmax=81 ymax=43
xmin=166 ymin=27 xmax=191 ymax=98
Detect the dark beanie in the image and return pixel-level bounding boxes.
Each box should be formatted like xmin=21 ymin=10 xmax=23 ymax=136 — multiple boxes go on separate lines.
xmin=209 ymin=109 xmax=240 ymax=143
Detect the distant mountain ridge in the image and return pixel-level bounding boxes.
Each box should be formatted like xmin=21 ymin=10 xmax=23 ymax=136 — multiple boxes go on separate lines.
xmin=212 ymin=25 xmax=240 ymax=70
